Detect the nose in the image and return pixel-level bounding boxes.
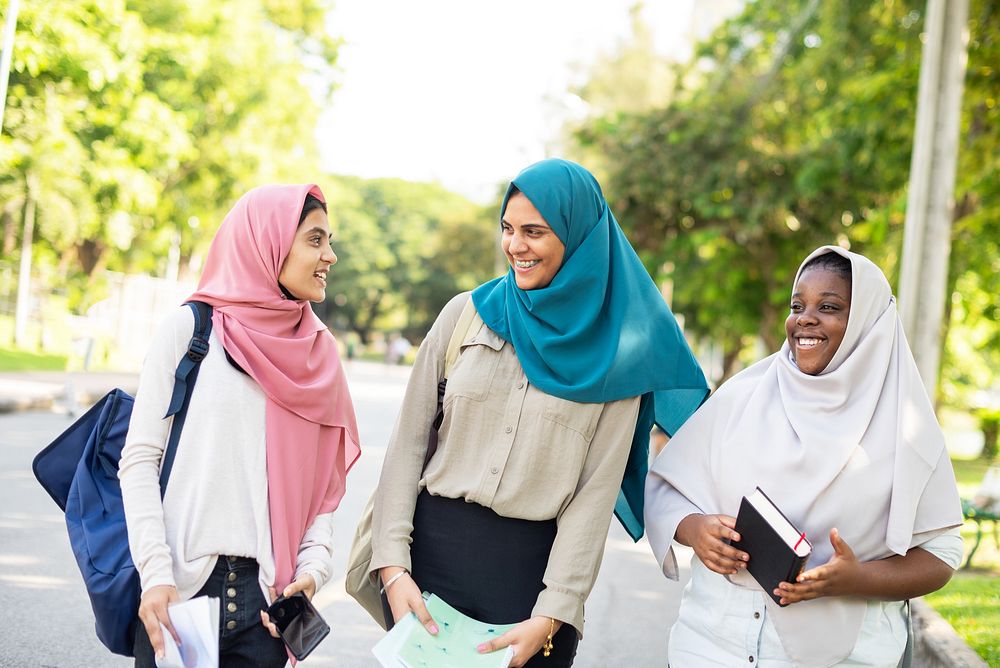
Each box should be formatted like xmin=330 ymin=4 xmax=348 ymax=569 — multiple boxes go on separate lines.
xmin=796 ymin=309 xmax=818 ymax=326
xmin=323 ymin=245 xmax=337 ymax=265
xmin=507 ymin=231 xmax=528 ymax=255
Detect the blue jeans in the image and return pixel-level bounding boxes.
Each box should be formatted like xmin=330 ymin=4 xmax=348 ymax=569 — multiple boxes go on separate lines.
xmin=133 ymin=556 xmax=287 ymax=668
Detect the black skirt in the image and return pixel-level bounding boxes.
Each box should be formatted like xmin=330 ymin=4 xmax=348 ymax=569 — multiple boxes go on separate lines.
xmin=383 ymin=490 xmax=579 ymax=666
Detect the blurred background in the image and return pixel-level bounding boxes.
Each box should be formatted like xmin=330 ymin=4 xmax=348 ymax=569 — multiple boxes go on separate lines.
xmin=0 ymin=0 xmax=997 ymax=665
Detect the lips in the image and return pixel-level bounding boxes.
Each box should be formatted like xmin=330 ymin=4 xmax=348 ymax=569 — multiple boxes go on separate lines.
xmin=513 ymin=259 xmax=540 ymax=271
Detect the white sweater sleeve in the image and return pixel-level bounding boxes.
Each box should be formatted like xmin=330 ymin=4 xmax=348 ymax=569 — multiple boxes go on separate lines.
xmin=294 ymin=512 xmax=336 ymax=592
xmin=119 ymin=307 xmax=194 ymax=592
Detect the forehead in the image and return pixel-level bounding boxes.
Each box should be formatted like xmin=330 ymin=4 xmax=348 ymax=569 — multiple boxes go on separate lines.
xmin=502 ymin=192 xmax=549 ymax=225
xmin=795 ymin=266 xmax=851 ymax=296
xmin=297 ymin=208 xmax=330 ymax=232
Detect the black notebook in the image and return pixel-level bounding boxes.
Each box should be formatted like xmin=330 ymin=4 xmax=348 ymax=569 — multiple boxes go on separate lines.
xmin=734 ymin=487 xmax=812 ymax=607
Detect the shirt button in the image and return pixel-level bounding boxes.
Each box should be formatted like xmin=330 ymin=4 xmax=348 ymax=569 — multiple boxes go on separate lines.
xmin=490 ymin=466 xmax=499 ymax=474
xmin=227 ymin=602 xmax=237 ymax=613
xmin=226 ymin=620 xmax=237 ymax=630
xmin=504 ymin=425 xmax=512 ymax=434
xmin=749 ymin=657 xmax=755 ymax=663
xmin=227 ymin=587 xmax=237 ymax=598
xmin=753 ymin=612 xmax=760 ymax=619
xmin=517 ymin=381 xmax=524 ymax=389
xmin=227 ymin=571 xmax=237 ymax=582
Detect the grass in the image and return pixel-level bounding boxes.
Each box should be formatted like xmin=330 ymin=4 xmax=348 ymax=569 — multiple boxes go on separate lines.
xmin=921 ymin=456 xmax=1000 ymax=666
xmin=924 ymin=573 xmax=1000 ymax=667
xmin=0 ymin=346 xmax=67 ymax=371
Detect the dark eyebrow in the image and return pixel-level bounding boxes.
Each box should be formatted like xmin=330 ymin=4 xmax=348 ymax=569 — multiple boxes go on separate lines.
xmin=303 ymin=226 xmax=329 ymax=238
xmin=500 ymin=219 xmax=551 ymax=232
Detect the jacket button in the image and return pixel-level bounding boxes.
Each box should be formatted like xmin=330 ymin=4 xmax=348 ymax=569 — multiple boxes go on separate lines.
xmin=227 ymin=602 xmax=237 ymax=613
xmin=504 ymin=425 xmax=512 ymax=434
xmin=226 ymin=620 xmax=237 ymax=630
xmin=227 ymin=587 xmax=237 ymax=598
xmin=227 ymin=571 xmax=237 ymax=582
xmin=490 ymin=466 xmax=499 ymax=475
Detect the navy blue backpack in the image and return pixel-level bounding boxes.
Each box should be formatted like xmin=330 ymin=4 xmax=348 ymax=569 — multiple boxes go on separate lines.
xmin=32 ymin=301 xmax=213 ymax=656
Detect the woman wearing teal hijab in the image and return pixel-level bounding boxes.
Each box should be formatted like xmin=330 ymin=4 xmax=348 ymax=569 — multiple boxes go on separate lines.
xmin=369 ymin=159 xmax=707 ymax=666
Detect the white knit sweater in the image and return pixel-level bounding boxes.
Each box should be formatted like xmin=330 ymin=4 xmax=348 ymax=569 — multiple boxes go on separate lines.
xmin=119 ymin=306 xmax=335 ymax=599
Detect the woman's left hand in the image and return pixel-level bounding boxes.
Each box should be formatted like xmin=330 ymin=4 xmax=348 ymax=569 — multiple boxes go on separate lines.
xmin=476 ymin=616 xmax=561 ymax=668
xmin=775 ymin=528 xmax=862 ymax=605
xmin=260 ymin=573 xmax=317 ymax=638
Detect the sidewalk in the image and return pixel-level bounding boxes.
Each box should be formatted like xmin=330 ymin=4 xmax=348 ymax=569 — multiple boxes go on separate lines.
xmin=0 ymin=370 xmax=139 ymax=414
xmin=0 ymin=369 xmax=989 ymax=667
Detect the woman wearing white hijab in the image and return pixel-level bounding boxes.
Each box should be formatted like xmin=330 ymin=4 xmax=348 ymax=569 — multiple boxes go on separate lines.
xmin=645 ymin=247 xmax=964 ymax=667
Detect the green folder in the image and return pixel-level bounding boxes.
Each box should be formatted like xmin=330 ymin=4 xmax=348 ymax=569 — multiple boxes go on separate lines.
xmin=394 ymin=594 xmax=516 ymax=668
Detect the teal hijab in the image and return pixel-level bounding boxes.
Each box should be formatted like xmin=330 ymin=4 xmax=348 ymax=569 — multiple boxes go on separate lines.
xmin=472 ymin=158 xmax=709 ymax=541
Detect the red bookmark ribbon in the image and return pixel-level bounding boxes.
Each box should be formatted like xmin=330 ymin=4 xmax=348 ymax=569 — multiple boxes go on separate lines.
xmin=794 ymin=532 xmax=807 ymax=550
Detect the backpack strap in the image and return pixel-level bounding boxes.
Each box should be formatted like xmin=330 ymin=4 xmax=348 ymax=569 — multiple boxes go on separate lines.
xmin=158 ymin=301 xmax=213 ymax=495
xmin=443 ymin=297 xmax=479 ymax=379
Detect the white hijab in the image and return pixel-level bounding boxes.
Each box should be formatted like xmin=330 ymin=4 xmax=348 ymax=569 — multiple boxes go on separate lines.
xmin=646 ymin=246 xmax=962 ymax=667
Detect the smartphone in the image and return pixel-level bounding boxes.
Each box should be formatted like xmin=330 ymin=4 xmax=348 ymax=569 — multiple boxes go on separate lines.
xmin=266 ymin=592 xmax=331 ymax=660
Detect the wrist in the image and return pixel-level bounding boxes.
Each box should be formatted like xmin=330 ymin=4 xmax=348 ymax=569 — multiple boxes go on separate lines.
xmin=675 ymin=513 xmax=703 ymax=547
xmin=380 ymin=566 xmax=407 ymax=585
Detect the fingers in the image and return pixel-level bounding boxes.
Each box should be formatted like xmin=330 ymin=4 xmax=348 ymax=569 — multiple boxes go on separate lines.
xmin=260 ymin=610 xmax=281 ymax=638
xmin=411 ymin=596 xmax=439 ymax=636
xmin=268 ymin=586 xmax=277 ymax=605
xmin=139 ymin=586 xmax=179 ymax=659
xmin=477 ymin=631 xmax=510 ymax=654
xmin=776 ymin=579 xmax=821 ymax=604
xmin=282 ymin=574 xmax=316 ymax=600
xmin=717 ymin=515 xmax=739 ymax=531
xmin=830 ymin=527 xmax=855 ymax=559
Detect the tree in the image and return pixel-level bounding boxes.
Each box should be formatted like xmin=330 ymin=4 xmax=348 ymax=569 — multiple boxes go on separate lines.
xmin=571 ymin=0 xmax=999 ymax=393
xmin=324 ymin=175 xmax=495 ymax=343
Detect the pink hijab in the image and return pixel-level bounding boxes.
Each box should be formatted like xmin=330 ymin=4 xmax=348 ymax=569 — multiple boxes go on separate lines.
xmin=190 ymin=184 xmax=360 ymax=592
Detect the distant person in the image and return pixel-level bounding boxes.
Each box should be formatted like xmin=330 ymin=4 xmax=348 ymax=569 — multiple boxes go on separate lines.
xmin=366 ymin=159 xmax=708 ymax=667
xmin=645 ymin=247 xmax=963 ymax=667
xmin=119 ymin=185 xmax=360 ymax=666
xmin=388 ymin=334 xmax=412 ymax=365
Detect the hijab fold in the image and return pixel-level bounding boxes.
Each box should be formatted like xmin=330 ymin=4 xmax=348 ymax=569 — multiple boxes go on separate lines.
xmin=647 ymin=246 xmax=962 ymax=666
xmin=472 ymin=159 xmax=708 ymax=540
xmin=189 ymin=184 xmax=360 ymax=593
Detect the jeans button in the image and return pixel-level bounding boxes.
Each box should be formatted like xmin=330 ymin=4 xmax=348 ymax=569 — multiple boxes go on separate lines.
xmin=227 ymin=587 xmax=237 ymax=598
xmin=226 ymin=620 xmax=237 ymax=630
xmin=228 ymin=571 xmax=237 ymax=582
xmin=227 ymin=602 xmax=238 ymax=613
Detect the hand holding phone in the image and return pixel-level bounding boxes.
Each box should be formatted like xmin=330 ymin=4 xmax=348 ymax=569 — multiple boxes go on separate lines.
xmin=266 ymin=592 xmax=330 ymax=660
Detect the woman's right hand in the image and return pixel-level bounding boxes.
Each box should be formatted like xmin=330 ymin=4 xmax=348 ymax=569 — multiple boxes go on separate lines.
xmin=676 ymin=513 xmax=749 ymax=575
xmin=380 ymin=567 xmax=438 ymax=636
xmin=138 ymin=584 xmax=180 ymax=659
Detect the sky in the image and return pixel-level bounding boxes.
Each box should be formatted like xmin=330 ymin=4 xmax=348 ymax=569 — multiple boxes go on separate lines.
xmin=318 ymin=1 xmax=741 ymax=203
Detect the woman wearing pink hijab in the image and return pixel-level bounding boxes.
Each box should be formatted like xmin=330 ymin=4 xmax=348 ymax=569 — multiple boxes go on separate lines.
xmin=119 ymin=184 xmax=360 ymax=666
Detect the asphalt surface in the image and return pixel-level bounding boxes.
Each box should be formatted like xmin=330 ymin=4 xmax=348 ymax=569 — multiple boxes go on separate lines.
xmin=0 ymin=362 xmax=689 ymax=667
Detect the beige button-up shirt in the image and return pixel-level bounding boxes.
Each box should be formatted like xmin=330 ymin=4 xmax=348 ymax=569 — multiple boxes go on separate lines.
xmin=371 ymin=292 xmax=641 ymax=635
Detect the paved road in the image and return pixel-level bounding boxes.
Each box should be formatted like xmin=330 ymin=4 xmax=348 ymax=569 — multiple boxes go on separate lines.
xmin=0 ymin=362 xmax=689 ymax=667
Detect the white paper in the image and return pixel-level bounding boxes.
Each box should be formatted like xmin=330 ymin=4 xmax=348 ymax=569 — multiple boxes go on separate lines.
xmin=155 ymin=596 xmax=220 ymax=668
xmin=372 ymin=613 xmax=416 ymax=667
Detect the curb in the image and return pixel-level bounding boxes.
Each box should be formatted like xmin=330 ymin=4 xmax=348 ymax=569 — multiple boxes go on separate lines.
xmin=0 ymin=396 xmax=55 ymax=414
xmin=912 ymin=598 xmax=988 ymax=667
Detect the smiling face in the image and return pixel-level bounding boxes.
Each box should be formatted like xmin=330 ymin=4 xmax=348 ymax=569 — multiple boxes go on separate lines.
xmin=277 ymin=207 xmax=336 ymax=302
xmin=785 ymin=266 xmax=852 ymax=375
xmin=500 ymin=191 xmax=566 ymax=290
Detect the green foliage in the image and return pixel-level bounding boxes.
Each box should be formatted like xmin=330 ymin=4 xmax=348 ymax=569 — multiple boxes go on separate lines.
xmin=924 ymin=573 xmax=1000 ymax=666
xmin=570 ymin=0 xmax=1000 ymax=393
xmin=0 ymin=0 xmax=336 ymax=311
xmin=976 ymin=409 xmax=1000 ymax=461
xmin=324 ymin=176 xmax=496 ymax=342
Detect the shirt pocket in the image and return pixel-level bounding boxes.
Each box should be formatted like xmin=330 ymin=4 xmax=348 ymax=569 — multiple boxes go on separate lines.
xmin=540 ymin=393 xmax=603 ymax=443
xmin=444 ymin=326 xmax=504 ymax=403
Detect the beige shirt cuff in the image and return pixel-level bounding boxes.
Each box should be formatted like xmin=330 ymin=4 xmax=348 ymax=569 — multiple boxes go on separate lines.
xmin=532 ymin=586 xmax=586 ymax=639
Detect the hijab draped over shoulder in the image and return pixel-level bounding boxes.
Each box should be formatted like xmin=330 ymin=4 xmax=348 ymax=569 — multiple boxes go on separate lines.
xmin=189 ymin=184 xmax=361 ymax=593
xmin=472 ymin=159 xmax=709 ymax=540
xmin=646 ymin=245 xmax=962 ymax=666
